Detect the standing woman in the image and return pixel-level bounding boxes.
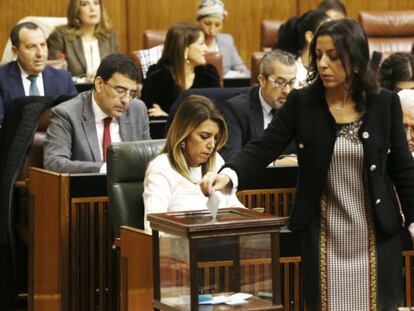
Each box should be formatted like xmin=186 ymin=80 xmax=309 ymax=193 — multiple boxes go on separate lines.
xmin=47 ymin=0 xmax=119 ymax=80
xmin=141 ymin=23 xmax=220 ymax=117
xmin=201 ymin=19 xmax=414 ymax=310
xmin=196 ymin=0 xmax=250 ymax=77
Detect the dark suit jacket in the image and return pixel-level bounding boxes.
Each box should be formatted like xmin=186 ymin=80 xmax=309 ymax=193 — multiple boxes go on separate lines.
xmin=141 ymin=63 xmax=221 ymax=113
xmin=220 ymin=86 xmax=296 ymax=161
xmin=44 ymin=90 xmax=151 ymax=173
xmin=47 ymin=27 xmax=119 ymax=77
xmin=0 ymin=61 xmax=77 ymax=123
xmin=225 ymin=85 xmax=414 ymax=235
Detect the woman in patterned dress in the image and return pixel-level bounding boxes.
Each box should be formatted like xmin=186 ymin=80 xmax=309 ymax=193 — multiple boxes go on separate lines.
xmin=200 ymin=19 xmax=414 ymax=311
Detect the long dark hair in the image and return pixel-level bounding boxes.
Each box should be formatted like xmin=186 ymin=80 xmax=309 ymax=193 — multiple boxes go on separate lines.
xmin=308 ymin=19 xmax=378 ymax=112
xmin=274 ymin=9 xmax=329 ymax=57
xmin=379 ymin=52 xmax=414 ymax=91
xmin=158 ymin=23 xmax=203 ymax=91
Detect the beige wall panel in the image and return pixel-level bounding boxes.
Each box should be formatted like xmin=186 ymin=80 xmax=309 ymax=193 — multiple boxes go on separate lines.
xmin=127 ymin=0 xmax=297 ymax=70
xmin=2 ymin=1 xmax=414 ymax=69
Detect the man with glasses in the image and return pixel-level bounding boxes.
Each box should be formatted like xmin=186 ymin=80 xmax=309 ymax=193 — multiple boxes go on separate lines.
xmin=44 ymin=53 xmax=150 ymax=173
xmin=220 ymin=49 xmax=297 ymax=161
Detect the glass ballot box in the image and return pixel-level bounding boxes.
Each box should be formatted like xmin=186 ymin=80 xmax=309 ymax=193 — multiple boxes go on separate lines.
xmin=148 ymin=208 xmax=287 ymax=311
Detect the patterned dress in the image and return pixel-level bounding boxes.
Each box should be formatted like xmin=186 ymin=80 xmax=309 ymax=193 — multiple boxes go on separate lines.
xmin=320 ymin=120 xmax=377 ymax=311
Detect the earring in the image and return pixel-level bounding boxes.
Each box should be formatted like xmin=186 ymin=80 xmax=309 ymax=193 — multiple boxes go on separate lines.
xmin=181 ymin=141 xmax=186 ymax=149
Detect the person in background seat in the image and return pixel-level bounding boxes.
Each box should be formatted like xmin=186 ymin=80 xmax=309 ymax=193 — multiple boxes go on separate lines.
xmin=0 ymin=22 xmax=77 ymax=124
xmin=196 ymin=0 xmax=250 ymax=78
xmin=44 ymin=53 xmax=150 ymax=173
xmin=47 ymin=0 xmax=119 ymax=81
xmin=220 ymin=49 xmax=297 ymax=162
xmin=141 ymin=23 xmax=220 ymax=118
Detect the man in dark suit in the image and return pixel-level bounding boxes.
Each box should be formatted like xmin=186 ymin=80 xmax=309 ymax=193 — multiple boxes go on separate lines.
xmin=220 ymin=49 xmax=297 ymax=161
xmin=44 ymin=53 xmax=151 ymax=173
xmin=0 ymin=22 xmax=77 ymax=123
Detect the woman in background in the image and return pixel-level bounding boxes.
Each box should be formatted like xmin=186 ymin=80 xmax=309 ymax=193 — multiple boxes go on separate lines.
xmin=47 ymin=0 xmax=119 ymax=80
xmin=379 ymin=52 xmax=414 ymax=92
xmin=196 ymin=0 xmax=250 ymax=77
xmin=143 ymin=95 xmax=242 ymax=232
xmin=274 ymin=9 xmax=329 ymax=86
xmin=141 ymin=23 xmax=220 ymax=117
xmin=317 ymin=0 xmax=347 ymax=20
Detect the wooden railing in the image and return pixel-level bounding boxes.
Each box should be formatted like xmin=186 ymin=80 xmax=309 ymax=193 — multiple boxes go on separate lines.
xmin=236 ymin=187 xmax=414 ymax=309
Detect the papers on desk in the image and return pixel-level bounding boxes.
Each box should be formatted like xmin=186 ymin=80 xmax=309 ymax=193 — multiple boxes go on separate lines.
xmin=181 ymin=293 xmax=252 ymax=305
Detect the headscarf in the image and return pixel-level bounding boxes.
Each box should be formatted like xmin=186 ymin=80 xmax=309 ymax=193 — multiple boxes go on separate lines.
xmin=196 ymin=0 xmax=228 ymax=20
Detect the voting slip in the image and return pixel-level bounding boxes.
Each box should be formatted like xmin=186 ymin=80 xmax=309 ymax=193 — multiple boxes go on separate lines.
xmin=207 ymin=190 xmax=220 ymax=221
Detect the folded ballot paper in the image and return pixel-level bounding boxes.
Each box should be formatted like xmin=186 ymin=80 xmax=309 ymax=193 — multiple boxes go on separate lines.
xmin=181 ymin=293 xmax=253 ymax=305
xmin=207 ymin=190 xmax=220 ymax=221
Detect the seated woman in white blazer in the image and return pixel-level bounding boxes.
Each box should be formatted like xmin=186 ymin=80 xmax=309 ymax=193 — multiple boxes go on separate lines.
xmin=143 ymin=94 xmax=243 ymax=232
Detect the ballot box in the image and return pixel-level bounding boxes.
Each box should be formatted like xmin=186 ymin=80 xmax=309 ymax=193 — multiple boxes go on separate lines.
xmin=148 ymin=208 xmax=287 ymax=310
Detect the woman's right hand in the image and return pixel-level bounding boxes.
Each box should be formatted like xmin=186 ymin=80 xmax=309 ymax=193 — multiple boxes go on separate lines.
xmin=199 ymin=172 xmax=231 ymax=196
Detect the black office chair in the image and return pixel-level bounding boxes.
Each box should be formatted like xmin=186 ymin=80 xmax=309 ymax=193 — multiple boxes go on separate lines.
xmin=166 ymin=87 xmax=251 ymax=133
xmin=106 ymin=139 xmax=166 ymax=238
xmin=0 ymin=95 xmax=72 ymax=309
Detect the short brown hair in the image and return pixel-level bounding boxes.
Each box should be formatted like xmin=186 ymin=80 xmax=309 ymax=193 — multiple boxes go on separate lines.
xmin=164 ymin=95 xmax=227 ymax=180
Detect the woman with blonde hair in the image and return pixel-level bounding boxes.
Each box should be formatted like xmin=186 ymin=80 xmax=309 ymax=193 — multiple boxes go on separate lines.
xmin=141 ymin=23 xmax=220 ymax=117
xmin=47 ymin=0 xmax=119 ymax=79
xmin=143 ymin=94 xmax=242 ymax=231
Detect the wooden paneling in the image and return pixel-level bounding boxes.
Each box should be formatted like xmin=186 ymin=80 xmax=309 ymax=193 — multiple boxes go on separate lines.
xmin=127 ymin=0 xmax=297 ymax=70
xmin=298 ymin=0 xmax=414 ymax=17
xmin=2 ymin=1 xmax=414 ymax=70
xmin=0 ymin=0 xmax=126 ymax=57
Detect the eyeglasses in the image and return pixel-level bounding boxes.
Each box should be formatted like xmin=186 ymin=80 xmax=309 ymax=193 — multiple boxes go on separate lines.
xmin=267 ymin=77 xmax=296 ymax=89
xmin=105 ymin=81 xmax=138 ymax=100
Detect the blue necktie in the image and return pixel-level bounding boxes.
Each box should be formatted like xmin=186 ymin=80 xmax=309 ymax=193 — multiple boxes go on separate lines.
xmin=27 ymin=75 xmax=40 ymax=96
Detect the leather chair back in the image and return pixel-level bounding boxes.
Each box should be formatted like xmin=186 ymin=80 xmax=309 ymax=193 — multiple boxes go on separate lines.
xmin=261 ymin=20 xmax=284 ymax=51
xmin=359 ymin=11 xmax=414 ymax=59
xmin=107 ymin=139 xmax=166 ymax=238
xmin=143 ymin=30 xmax=166 ymax=49
xmin=0 ymin=95 xmax=69 ymax=309
xmin=166 ymin=87 xmax=251 ymax=132
xmin=250 ymin=52 xmax=265 ymax=86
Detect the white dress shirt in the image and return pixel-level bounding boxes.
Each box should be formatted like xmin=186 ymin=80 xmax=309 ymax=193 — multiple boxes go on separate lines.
xmin=258 ymin=87 xmax=274 ymax=129
xmin=91 ymin=92 xmax=121 ymax=172
xmin=82 ymin=37 xmax=101 ymax=76
xmin=18 ymin=63 xmax=45 ymax=96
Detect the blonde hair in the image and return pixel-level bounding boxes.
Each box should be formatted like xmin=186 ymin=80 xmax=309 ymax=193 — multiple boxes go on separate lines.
xmin=159 ymin=23 xmax=203 ymax=91
xmin=63 ymin=0 xmax=113 ymax=37
xmin=164 ymin=95 xmax=228 ymax=181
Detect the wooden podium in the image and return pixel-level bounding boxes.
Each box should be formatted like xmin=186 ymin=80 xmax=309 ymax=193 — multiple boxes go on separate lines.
xmin=28 ymin=168 xmax=115 ymax=311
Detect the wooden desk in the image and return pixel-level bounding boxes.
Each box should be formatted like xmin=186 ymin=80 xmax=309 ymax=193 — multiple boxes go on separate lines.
xmin=28 ymin=168 xmax=115 ymax=311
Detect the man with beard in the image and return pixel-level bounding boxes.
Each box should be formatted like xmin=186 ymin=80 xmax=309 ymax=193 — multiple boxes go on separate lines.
xmin=220 ymin=49 xmax=297 ymax=161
